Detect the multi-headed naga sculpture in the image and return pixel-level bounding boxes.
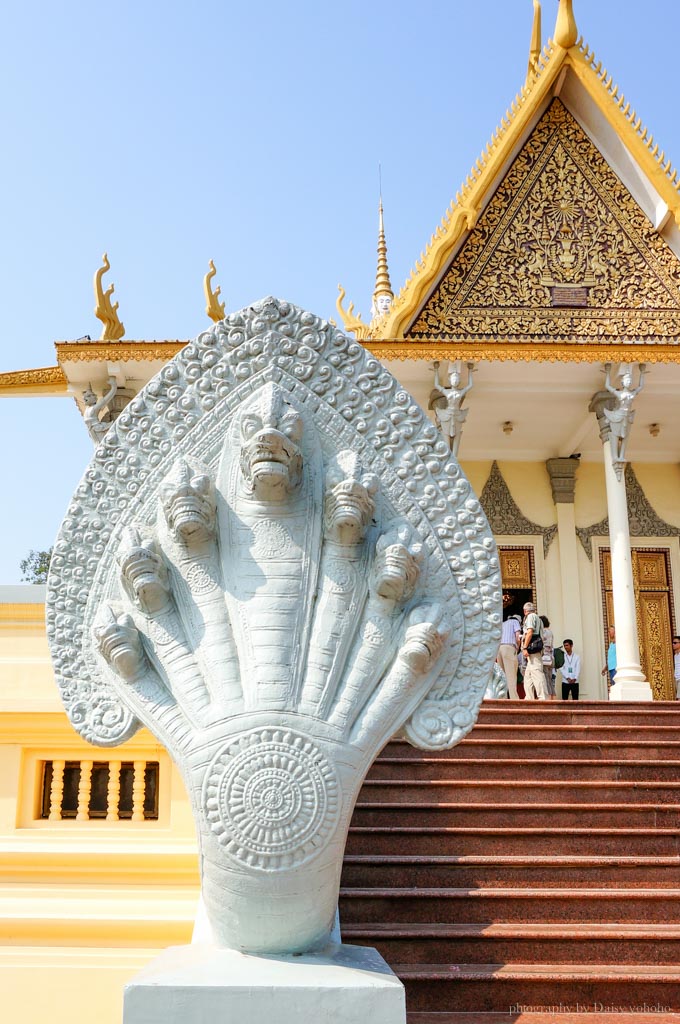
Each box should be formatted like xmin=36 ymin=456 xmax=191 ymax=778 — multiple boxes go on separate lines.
xmin=47 ymin=298 xmax=500 ymax=955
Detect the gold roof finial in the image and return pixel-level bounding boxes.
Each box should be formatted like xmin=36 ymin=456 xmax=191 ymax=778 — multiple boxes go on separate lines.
xmin=94 ymin=253 xmax=125 ymax=341
xmin=371 ymin=185 xmax=394 ymax=319
xmin=204 ymin=259 xmax=226 ymax=323
xmin=527 ymin=0 xmax=542 ymax=81
xmin=554 ymin=0 xmax=578 ymax=49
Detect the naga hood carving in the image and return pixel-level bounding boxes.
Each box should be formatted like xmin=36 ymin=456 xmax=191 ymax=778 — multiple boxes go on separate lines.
xmin=47 ymin=297 xmax=500 ymax=955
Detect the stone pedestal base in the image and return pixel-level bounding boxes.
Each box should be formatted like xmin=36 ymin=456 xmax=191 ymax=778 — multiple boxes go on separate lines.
xmin=609 ymin=676 xmax=654 ymax=702
xmin=123 ymin=943 xmax=406 ymax=1024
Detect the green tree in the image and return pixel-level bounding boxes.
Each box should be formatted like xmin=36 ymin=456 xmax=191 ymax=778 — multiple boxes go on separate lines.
xmin=20 ymin=548 xmax=53 ymax=584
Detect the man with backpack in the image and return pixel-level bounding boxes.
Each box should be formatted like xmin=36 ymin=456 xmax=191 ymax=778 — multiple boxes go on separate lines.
xmin=520 ymin=602 xmax=550 ymax=700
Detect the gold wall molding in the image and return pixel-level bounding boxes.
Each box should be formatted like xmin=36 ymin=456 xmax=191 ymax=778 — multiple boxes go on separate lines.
xmin=407 ymin=101 xmax=680 ymax=343
xmin=0 ymin=603 xmax=45 ymax=624
xmin=365 ymin=341 xmax=680 ymax=364
xmin=56 ymin=342 xmax=187 ymax=363
xmin=0 ymin=366 xmax=67 ymax=392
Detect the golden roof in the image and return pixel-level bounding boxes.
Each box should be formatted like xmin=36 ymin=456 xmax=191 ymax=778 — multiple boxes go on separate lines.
xmin=338 ymin=0 xmax=680 ymax=344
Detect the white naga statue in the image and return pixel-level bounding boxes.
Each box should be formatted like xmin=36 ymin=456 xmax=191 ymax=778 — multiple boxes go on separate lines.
xmin=603 ymin=361 xmax=647 ymax=466
xmin=82 ymin=376 xmax=118 ymax=444
xmin=47 ymin=299 xmax=500 ymax=957
xmin=429 ymin=360 xmax=476 ymax=456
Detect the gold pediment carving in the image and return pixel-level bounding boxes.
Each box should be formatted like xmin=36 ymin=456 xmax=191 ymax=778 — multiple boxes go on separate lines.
xmin=408 ymin=100 xmax=680 ymax=342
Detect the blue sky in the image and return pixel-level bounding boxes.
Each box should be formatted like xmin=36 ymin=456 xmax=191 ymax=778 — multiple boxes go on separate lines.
xmin=1 ymin=1 xmax=678 ymax=583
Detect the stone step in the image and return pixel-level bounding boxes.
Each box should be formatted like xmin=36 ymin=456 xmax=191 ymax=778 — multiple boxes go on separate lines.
xmin=367 ymin=758 xmax=680 ymax=782
xmin=407 ymin=1015 xmax=680 ymax=1024
xmin=345 ymin=826 xmax=680 ymax=857
xmin=339 ymin=887 xmax=680 ymax=924
xmin=351 ymin=802 xmax=680 ymax=829
xmin=387 ymin=737 xmax=680 ymax=761
xmin=388 ymin=739 xmax=680 ymax=761
xmin=359 ymin=779 xmax=680 ymax=804
xmin=341 ymin=854 xmax=680 ymax=890
xmin=343 ymin=920 xmax=680 ymax=964
xmin=476 ymin=701 xmax=680 ymax=726
xmin=462 ymin=725 xmax=680 ymax=741
xmin=394 ymin=962 xmax=680 ymax=1013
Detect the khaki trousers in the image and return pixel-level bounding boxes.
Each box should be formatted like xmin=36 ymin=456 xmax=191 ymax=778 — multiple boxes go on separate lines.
xmin=524 ymin=652 xmax=550 ymax=700
xmin=497 ymin=644 xmax=519 ymax=699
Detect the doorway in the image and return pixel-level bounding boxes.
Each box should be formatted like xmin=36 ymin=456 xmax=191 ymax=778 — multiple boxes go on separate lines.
xmin=600 ymin=547 xmax=676 ymax=701
xmin=498 ymin=546 xmax=536 ymax=622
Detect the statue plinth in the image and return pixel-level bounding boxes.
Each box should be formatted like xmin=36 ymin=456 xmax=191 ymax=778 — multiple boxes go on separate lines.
xmin=124 ymin=944 xmax=405 ymax=1024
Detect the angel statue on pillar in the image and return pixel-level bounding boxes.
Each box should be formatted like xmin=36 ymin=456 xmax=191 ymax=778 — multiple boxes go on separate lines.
xmin=82 ymin=376 xmax=118 ymax=445
xmin=429 ymin=360 xmax=476 ymax=457
xmin=603 ymin=362 xmax=647 ymax=466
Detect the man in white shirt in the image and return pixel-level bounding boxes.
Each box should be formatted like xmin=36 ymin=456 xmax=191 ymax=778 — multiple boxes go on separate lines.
xmin=497 ymin=614 xmax=521 ymax=699
xmin=673 ymin=636 xmax=680 ymax=699
xmin=561 ymin=639 xmax=581 ymax=701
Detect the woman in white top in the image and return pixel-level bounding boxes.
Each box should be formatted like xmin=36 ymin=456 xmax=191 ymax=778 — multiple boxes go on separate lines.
xmin=540 ymin=615 xmax=556 ymax=700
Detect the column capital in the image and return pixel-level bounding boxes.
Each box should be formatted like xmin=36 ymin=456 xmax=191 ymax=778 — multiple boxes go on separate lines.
xmin=546 ymin=456 xmax=580 ymax=504
xmin=588 ymin=390 xmax=616 ymax=443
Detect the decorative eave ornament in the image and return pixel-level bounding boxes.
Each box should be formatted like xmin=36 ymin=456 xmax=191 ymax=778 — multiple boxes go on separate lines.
xmin=526 ymin=0 xmax=542 ymax=82
xmin=204 ymin=259 xmax=226 ymax=323
xmin=554 ymin=0 xmax=578 ymax=50
xmin=94 ymin=253 xmax=125 ymax=341
xmin=47 ymin=298 xmax=500 ymax=956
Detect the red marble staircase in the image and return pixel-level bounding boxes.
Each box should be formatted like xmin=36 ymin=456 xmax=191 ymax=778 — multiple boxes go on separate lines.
xmin=341 ymin=701 xmax=680 ymax=1023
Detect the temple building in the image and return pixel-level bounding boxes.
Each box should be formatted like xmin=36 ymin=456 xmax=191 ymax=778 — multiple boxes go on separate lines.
xmin=2 ymin=2 xmax=680 ymax=1020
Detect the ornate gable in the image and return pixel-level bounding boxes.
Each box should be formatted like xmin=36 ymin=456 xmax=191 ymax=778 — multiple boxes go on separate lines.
xmin=407 ymin=100 xmax=680 ymax=342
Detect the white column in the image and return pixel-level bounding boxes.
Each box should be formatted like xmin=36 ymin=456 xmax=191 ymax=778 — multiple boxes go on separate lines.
xmin=546 ymin=458 xmax=584 ymax=658
xmin=555 ymin=503 xmax=584 ymax=652
xmin=602 ymin=438 xmax=652 ymax=700
xmin=589 ymin=381 xmax=652 ymax=702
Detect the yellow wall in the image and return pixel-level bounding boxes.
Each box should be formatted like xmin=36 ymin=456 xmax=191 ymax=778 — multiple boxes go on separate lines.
xmin=0 ymin=595 xmax=198 ymax=1024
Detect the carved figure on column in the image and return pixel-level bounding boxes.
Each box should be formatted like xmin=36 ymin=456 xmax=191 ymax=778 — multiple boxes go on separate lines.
xmin=429 ymin=361 xmax=475 ymax=456
xmin=82 ymin=376 xmax=118 ymax=445
xmin=602 ymin=362 xmax=647 ymax=469
xmin=47 ymin=298 xmax=500 ymax=957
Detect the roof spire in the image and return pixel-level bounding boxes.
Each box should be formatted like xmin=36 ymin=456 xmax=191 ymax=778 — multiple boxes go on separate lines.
xmin=371 ymin=169 xmax=394 ymax=319
xmin=554 ymin=0 xmax=578 ymax=49
xmin=526 ymin=0 xmax=542 ymax=81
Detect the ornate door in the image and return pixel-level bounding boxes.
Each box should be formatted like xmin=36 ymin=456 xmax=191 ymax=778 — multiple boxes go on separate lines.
xmin=498 ymin=547 xmax=535 ymax=605
xmin=601 ymin=548 xmax=675 ymax=700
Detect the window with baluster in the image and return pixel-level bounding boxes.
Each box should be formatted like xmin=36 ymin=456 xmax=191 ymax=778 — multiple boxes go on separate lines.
xmin=39 ymin=759 xmax=159 ymax=821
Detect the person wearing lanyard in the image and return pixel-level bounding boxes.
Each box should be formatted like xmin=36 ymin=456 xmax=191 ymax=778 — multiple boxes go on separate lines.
xmin=561 ymin=639 xmax=581 ymax=701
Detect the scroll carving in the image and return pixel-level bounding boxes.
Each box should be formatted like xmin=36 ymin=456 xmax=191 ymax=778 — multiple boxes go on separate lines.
xmin=480 ymin=461 xmax=557 ymax=556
